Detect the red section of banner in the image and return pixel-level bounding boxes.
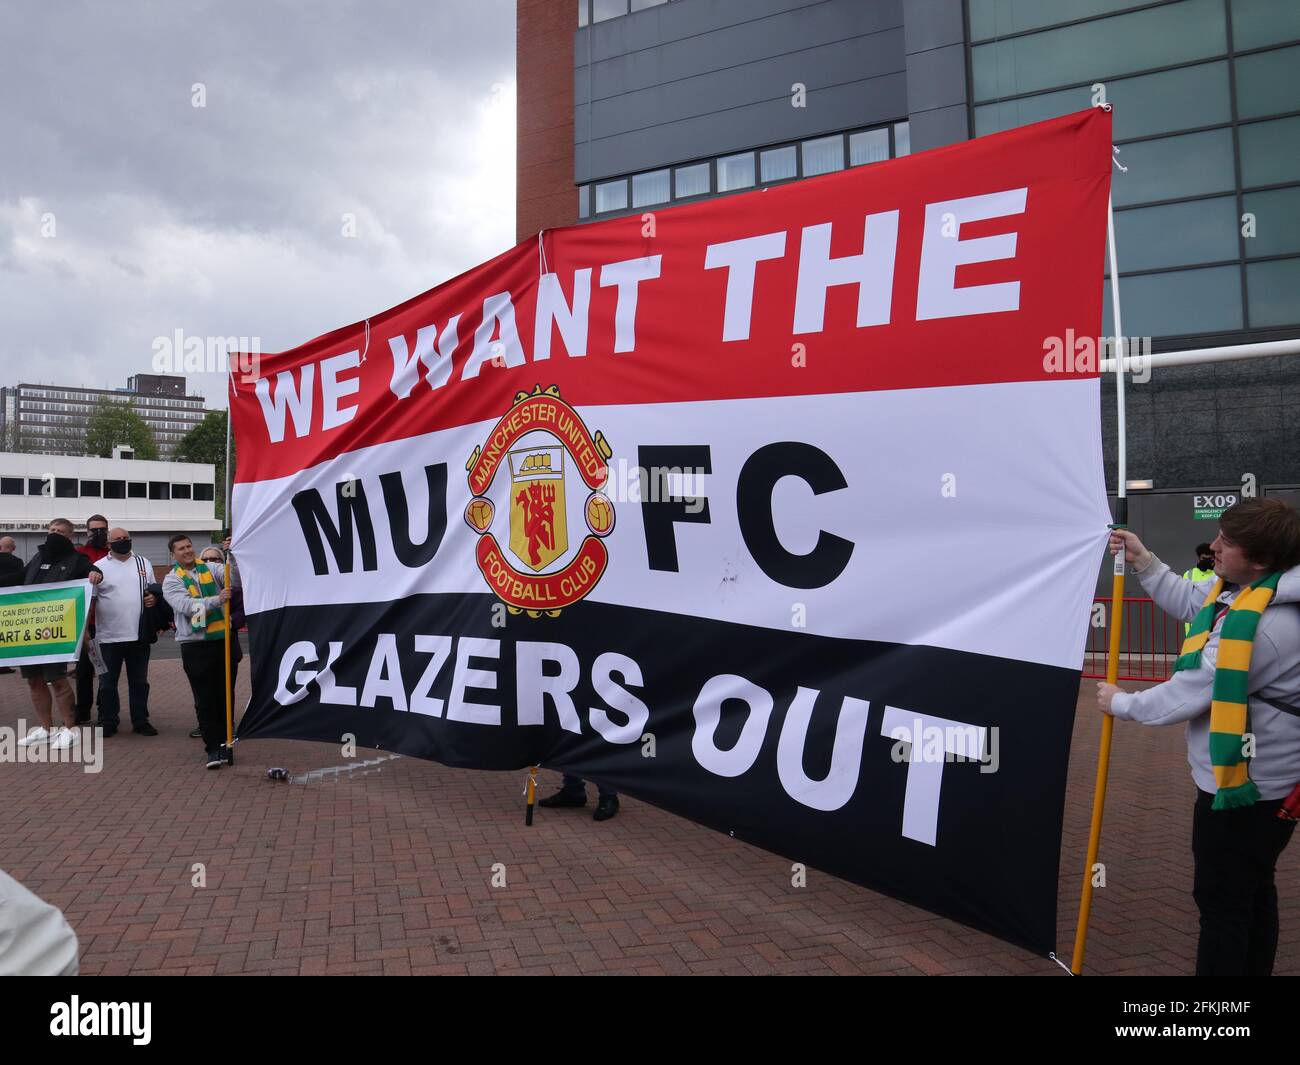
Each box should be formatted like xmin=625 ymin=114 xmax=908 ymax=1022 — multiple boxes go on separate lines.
xmin=474 ymin=534 xmax=609 ymax=610
xmin=232 ymin=109 xmax=1111 ymax=483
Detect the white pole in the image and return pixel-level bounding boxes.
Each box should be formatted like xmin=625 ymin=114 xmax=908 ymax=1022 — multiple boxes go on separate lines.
xmin=1101 ymin=336 xmax=1300 ymax=373
xmin=223 ymin=396 xmax=232 ymax=533
xmin=1107 ymin=194 xmax=1126 ymax=499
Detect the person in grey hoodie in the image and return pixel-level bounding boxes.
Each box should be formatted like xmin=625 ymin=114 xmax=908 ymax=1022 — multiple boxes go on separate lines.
xmin=162 ymin=534 xmax=237 ymax=770
xmin=1098 ymin=497 xmax=1300 ymax=977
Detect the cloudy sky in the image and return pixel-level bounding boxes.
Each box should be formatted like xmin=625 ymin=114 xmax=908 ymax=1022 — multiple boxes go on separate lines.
xmin=0 ymin=0 xmax=516 ymax=409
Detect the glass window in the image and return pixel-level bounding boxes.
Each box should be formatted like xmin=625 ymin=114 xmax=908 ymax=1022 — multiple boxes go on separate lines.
xmin=1103 ymin=265 xmax=1242 ymax=338
xmin=849 ymin=128 xmax=890 ymax=167
xmin=974 ymin=62 xmax=1231 ymax=141
xmin=171 ymin=483 xmax=192 ymax=499
xmin=760 ymin=145 xmax=797 ymax=182
xmin=631 ymin=169 xmax=670 ymax=207
xmin=1240 ymin=116 xmax=1300 ymax=187
xmin=148 ymin=482 xmax=170 ymax=501
xmin=54 ymin=478 xmax=77 ymax=498
xmin=1232 ymin=0 xmax=1300 ymax=50
xmin=1235 ymin=46 xmax=1300 ymax=120
xmin=0 ymin=477 xmax=21 ymax=495
xmin=27 ymin=478 xmax=46 ymax=496
xmin=971 ymin=0 xmax=1227 ymax=101
xmin=595 ymin=179 xmax=628 ymax=213
xmin=1243 ymin=187 xmax=1300 ymax=258
xmin=79 ymin=480 xmax=101 ymax=497
xmin=128 ymin=482 xmax=146 ymax=499
xmin=1112 ymin=196 xmax=1238 ymax=272
xmin=674 ymin=163 xmax=710 ymax=198
xmin=1246 ymin=258 xmax=1300 ymax=328
xmin=631 ymin=0 xmax=667 ymax=9
xmin=194 ymin=483 xmax=216 ymax=501
xmin=717 ymin=152 xmax=755 ymax=192
xmin=970 ymin=0 xmax=1157 ymax=40
xmin=802 ymin=135 xmax=844 ymax=177
xmin=578 ymin=184 xmax=590 ymax=220
xmin=578 ymin=0 xmax=588 ymax=28
xmin=1111 ymin=128 xmax=1235 ymax=206
xmin=104 ymin=480 xmax=126 ymax=499
xmin=894 ymin=121 xmax=910 ymax=157
xmin=592 ymin=0 xmax=626 ymax=23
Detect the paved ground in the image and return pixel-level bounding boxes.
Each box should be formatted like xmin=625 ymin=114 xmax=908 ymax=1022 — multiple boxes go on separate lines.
xmin=2 ymin=660 xmax=1297 ymax=976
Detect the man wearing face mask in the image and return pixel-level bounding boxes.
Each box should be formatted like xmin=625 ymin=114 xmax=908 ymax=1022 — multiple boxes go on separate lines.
xmin=90 ymin=528 xmax=160 ymax=738
xmin=73 ymin=514 xmax=110 ymax=726
xmin=16 ymin=519 xmax=102 ymax=751
xmin=1181 ymin=543 xmax=1219 ymax=635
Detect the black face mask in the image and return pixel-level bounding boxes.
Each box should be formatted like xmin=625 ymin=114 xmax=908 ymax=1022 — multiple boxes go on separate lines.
xmin=1198 ymin=558 xmax=1215 ymax=571
xmin=87 ymin=528 xmax=107 ymax=549
xmin=44 ymin=532 xmax=73 ymax=558
xmin=110 ymin=538 xmax=132 ymax=556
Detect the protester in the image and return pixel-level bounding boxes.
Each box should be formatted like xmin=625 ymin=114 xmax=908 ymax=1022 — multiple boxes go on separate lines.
xmin=74 ymin=514 xmax=110 ymax=726
xmin=1183 ymin=542 xmax=1217 ymax=583
xmin=16 ymin=519 xmax=102 ymax=751
xmin=90 ymin=528 xmax=159 ymax=737
xmin=1098 ymin=498 xmax=1300 ymax=977
xmin=0 ymin=535 xmax=23 ymax=587
xmin=1181 ymin=542 xmax=1218 ymax=635
xmin=539 ymin=776 xmax=620 ymax=821
xmin=0 ymin=536 xmax=22 ymax=674
xmin=162 ymin=535 xmax=238 ymax=769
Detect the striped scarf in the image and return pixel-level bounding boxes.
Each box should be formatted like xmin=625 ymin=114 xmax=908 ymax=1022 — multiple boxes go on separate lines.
xmin=1174 ymin=571 xmax=1282 ymax=809
xmin=173 ymin=561 xmax=226 ymax=641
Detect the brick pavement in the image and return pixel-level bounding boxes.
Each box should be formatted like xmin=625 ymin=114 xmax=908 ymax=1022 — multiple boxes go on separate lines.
xmin=2 ymin=661 xmax=1297 ymax=976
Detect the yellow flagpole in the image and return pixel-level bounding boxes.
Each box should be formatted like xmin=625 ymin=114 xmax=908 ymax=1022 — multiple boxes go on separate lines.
xmin=525 ymin=766 xmax=538 ymax=825
xmin=1072 ymin=182 xmax=1128 ymax=974
xmin=223 ymin=554 xmax=233 ymax=762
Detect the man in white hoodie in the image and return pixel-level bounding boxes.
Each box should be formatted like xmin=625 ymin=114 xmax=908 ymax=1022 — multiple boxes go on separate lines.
xmin=1100 ymin=497 xmax=1300 ymax=976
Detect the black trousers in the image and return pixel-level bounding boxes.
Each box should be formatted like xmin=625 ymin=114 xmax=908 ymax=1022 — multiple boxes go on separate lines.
xmin=98 ymin=639 xmax=151 ymax=728
xmin=181 ymin=640 xmax=237 ymax=752
xmin=1192 ymin=788 xmax=1296 ymax=976
xmin=74 ymin=624 xmax=99 ymax=723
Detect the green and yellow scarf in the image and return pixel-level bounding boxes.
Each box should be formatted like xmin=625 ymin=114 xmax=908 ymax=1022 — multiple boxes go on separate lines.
xmin=173 ymin=561 xmax=227 ymax=641
xmin=1174 ymin=571 xmax=1282 ymax=809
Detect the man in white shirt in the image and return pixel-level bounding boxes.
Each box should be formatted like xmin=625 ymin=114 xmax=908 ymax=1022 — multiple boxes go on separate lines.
xmin=91 ymin=528 xmax=159 ymax=737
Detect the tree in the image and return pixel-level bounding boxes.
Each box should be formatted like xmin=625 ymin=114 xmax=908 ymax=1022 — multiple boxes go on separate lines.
xmin=84 ymin=397 xmax=159 ymax=460
xmin=177 ymin=410 xmax=234 ymax=524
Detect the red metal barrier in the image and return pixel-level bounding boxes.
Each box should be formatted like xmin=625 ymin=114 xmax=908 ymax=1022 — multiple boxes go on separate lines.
xmin=1082 ymin=596 xmax=1183 ymax=681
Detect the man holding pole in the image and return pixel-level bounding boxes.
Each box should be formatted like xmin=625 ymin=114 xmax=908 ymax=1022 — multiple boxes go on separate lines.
xmin=1098 ymin=497 xmax=1300 ymax=976
xmin=162 ymin=534 xmax=234 ymax=770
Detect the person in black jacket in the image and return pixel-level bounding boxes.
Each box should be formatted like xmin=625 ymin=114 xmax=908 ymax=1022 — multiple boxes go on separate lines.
xmin=16 ymin=519 xmax=102 ymax=751
xmin=0 ymin=537 xmax=22 ymax=673
xmin=0 ymin=536 xmax=23 ymax=588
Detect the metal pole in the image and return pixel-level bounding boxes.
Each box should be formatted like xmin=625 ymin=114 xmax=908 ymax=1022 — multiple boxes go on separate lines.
xmin=1072 ymin=193 xmax=1128 ymax=975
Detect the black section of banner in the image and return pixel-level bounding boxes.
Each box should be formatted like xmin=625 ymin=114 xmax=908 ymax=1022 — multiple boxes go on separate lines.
xmin=237 ymin=594 xmax=1080 ymax=954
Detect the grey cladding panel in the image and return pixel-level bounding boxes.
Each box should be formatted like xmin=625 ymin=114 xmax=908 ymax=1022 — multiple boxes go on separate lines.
xmin=574 ymin=0 xmax=910 ymax=183
xmin=582 ymin=0 xmax=902 ymax=65
xmin=582 ymin=73 xmax=907 ymax=178
xmin=586 ymin=31 xmax=905 ymax=141
xmin=577 ymin=0 xmax=904 ymax=103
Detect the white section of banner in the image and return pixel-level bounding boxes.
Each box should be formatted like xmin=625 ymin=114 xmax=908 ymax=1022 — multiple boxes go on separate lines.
xmin=232 ymin=379 xmax=1111 ymax=670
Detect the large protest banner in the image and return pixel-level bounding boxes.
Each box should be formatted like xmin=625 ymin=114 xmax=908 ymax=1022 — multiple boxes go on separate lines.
xmin=232 ymin=109 xmax=1113 ymax=952
xmin=0 ymin=580 xmax=92 ymax=668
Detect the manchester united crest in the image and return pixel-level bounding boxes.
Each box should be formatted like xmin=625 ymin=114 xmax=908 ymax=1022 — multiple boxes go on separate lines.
xmin=465 ymin=385 xmax=614 ymax=616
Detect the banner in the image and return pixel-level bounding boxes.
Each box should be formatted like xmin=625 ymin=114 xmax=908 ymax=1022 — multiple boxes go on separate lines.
xmin=232 ymin=109 xmax=1113 ymax=952
xmin=0 ymin=580 xmax=92 ymax=667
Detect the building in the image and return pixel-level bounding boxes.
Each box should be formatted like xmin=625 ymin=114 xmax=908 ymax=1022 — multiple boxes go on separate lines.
xmin=0 ymin=375 xmax=209 ymax=458
xmin=0 ymin=451 xmax=221 ymax=567
xmin=516 ymin=0 xmax=1300 ymax=502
